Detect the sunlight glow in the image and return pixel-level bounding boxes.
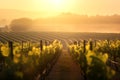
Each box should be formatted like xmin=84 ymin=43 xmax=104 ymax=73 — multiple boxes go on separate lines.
xmin=50 ymin=0 xmax=63 ymax=6
xmin=33 ymin=0 xmax=75 ymax=13
xmin=48 ymin=0 xmax=65 ymax=11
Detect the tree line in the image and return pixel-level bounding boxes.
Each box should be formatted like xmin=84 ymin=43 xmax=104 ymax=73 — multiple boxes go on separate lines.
xmin=9 ymin=14 xmax=120 ymax=32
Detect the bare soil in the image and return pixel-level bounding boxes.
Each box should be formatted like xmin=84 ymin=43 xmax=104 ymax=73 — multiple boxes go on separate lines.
xmin=46 ymin=50 xmax=83 ymax=80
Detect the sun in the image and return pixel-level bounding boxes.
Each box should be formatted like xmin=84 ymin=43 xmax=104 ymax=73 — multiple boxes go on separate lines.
xmin=33 ymin=0 xmax=75 ymax=16
xmin=34 ymin=0 xmax=66 ymax=12
xmin=49 ymin=0 xmax=65 ymax=10
xmin=51 ymin=0 xmax=62 ymax=5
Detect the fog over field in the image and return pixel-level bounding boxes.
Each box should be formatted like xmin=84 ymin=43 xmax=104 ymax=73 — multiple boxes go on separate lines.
xmin=0 ymin=9 xmax=120 ymax=33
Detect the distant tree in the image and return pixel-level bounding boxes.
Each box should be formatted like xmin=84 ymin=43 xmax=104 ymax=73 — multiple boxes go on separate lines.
xmin=10 ymin=18 xmax=33 ymax=32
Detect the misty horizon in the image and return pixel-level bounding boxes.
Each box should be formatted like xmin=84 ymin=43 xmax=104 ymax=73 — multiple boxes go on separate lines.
xmin=0 ymin=0 xmax=120 ymax=33
xmin=0 ymin=9 xmax=120 ymax=33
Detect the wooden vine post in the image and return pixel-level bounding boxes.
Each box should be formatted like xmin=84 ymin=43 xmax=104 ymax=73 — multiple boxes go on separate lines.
xmin=78 ymin=41 xmax=80 ymax=46
xmin=0 ymin=45 xmax=5 ymax=72
xmin=107 ymin=39 xmax=110 ymax=45
xmin=83 ymin=40 xmax=86 ymax=53
xmin=8 ymin=41 xmax=13 ymax=60
xmin=40 ymin=40 xmax=43 ymax=56
xmin=89 ymin=41 xmax=93 ymax=51
xmin=28 ymin=41 xmax=31 ymax=50
xmin=94 ymin=40 xmax=96 ymax=47
xmin=21 ymin=41 xmax=24 ymax=52
xmin=0 ymin=45 xmax=1 ymax=52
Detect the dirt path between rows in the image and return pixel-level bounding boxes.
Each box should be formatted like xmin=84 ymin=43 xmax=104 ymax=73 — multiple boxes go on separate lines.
xmin=46 ymin=49 xmax=83 ymax=80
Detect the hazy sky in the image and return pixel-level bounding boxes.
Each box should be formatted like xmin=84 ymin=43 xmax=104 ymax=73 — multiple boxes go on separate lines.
xmin=0 ymin=0 xmax=120 ymax=16
xmin=0 ymin=0 xmax=120 ymax=33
